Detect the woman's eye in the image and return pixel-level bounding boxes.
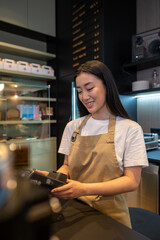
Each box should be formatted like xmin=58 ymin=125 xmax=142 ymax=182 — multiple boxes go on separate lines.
xmin=77 ymin=91 xmax=82 ymax=94
xmin=87 ymin=87 xmax=94 ymax=91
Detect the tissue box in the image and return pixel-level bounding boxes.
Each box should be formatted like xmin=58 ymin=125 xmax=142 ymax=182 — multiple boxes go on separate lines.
xmin=3 ymin=59 xmax=17 ymax=71
xmin=42 ymin=65 xmax=54 ymax=76
xmin=30 ymin=63 xmax=42 ymax=75
xmin=17 ymin=61 xmax=31 ymax=73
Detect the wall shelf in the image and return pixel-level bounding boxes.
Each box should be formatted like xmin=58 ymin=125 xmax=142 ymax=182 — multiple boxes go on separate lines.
xmin=0 ymin=41 xmax=56 ymax=60
xmin=0 ymin=69 xmax=56 ymax=81
xmin=123 ymin=55 xmax=160 ymax=71
xmin=121 ymin=87 xmax=160 ymax=96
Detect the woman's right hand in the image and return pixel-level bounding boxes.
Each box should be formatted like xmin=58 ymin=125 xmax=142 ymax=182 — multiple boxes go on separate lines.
xmin=34 ymin=169 xmax=49 ymax=176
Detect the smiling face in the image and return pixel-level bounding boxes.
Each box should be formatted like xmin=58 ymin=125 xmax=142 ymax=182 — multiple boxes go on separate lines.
xmin=76 ymin=72 xmax=110 ymax=120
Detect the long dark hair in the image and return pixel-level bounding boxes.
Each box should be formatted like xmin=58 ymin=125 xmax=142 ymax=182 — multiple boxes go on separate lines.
xmin=74 ymin=60 xmax=130 ymax=119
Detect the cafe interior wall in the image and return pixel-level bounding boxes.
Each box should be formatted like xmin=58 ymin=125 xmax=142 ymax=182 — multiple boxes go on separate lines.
xmin=137 ymin=68 xmax=160 ymax=133
xmin=136 ymin=0 xmax=160 ymax=133
xmin=122 ymin=0 xmax=160 ymax=214
xmin=71 ymin=0 xmax=160 ymax=134
xmin=56 ymin=0 xmax=160 ymax=169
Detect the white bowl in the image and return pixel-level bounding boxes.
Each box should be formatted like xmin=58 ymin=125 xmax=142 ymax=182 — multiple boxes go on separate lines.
xmin=132 ymin=80 xmax=149 ymax=91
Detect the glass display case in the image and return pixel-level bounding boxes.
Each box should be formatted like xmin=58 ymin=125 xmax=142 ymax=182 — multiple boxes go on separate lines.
xmin=0 ymin=80 xmax=56 ymax=142
xmin=0 ymin=22 xmax=57 ymax=171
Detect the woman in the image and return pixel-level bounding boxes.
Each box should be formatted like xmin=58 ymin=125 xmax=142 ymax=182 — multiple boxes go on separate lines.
xmin=38 ymin=60 xmax=148 ymax=228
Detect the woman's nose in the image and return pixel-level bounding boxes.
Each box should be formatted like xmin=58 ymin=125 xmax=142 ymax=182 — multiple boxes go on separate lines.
xmin=82 ymin=90 xmax=89 ymax=100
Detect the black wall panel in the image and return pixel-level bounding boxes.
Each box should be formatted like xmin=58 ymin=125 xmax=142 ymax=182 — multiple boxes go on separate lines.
xmin=56 ymin=0 xmax=73 ymax=167
xmin=103 ymin=1 xmax=136 ymax=93
xmin=56 ymin=0 xmax=136 ymax=167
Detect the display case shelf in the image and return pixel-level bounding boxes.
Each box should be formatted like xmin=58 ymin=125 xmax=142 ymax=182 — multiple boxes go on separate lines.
xmin=0 ymin=80 xmax=56 ymax=101
xmin=0 ymin=81 xmax=56 ymax=140
xmin=1 ymin=96 xmax=56 ymax=102
xmin=0 ymin=120 xmax=56 ymax=125
xmin=0 ymin=21 xmax=57 ymax=170
xmin=0 ymin=80 xmax=50 ymax=91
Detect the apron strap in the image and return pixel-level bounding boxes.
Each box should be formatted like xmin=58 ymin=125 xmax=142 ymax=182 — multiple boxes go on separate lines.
xmin=107 ymin=115 xmax=116 ymax=143
xmin=71 ymin=114 xmax=116 ymax=143
xmin=76 ymin=114 xmax=91 ymax=133
xmin=71 ymin=114 xmax=91 ymax=142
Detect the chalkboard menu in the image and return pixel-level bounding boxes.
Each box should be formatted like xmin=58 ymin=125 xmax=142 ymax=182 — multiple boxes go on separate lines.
xmin=72 ymin=0 xmax=103 ymax=70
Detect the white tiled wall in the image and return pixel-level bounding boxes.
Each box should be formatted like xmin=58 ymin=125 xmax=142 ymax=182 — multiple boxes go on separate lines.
xmin=137 ymin=95 xmax=160 ymax=132
xmin=136 ymin=66 xmax=160 ymax=132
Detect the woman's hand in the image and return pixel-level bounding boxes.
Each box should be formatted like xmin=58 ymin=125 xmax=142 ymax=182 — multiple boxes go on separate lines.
xmin=51 ymin=179 xmax=86 ymax=199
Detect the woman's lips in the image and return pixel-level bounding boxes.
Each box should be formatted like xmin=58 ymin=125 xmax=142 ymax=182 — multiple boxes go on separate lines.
xmin=86 ymin=101 xmax=94 ymax=108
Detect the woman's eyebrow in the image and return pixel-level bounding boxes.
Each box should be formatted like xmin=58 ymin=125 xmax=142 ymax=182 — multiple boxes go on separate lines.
xmin=76 ymin=82 xmax=93 ymax=88
xmin=84 ymin=82 xmax=93 ymax=87
xmin=76 ymin=86 xmax=81 ymax=89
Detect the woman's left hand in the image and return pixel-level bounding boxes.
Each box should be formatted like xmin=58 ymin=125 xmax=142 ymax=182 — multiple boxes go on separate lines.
xmin=51 ymin=179 xmax=86 ymax=199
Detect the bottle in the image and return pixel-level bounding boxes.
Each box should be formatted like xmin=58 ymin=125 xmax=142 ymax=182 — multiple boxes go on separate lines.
xmin=152 ymin=69 xmax=158 ymax=88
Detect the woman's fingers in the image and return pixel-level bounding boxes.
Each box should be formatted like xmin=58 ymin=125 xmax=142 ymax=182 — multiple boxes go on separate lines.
xmin=34 ymin=169 xmax=49 ymax=176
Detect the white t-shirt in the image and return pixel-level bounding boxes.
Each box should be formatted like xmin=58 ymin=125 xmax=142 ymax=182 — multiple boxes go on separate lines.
xmin=58 ymin=116 xmax=149 ymax=172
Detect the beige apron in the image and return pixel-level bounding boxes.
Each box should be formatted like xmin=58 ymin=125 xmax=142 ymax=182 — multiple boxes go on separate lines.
xmin=68 ymin=114 xmax=131 ymax=228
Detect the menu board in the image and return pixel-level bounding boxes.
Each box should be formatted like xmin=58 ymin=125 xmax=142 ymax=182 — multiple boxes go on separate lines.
xmin=72 ymin=0 xmax=103 ymax=70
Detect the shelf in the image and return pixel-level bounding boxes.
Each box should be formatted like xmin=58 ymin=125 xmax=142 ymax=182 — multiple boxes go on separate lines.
xmin=121 ymin=87 xmax=160 ymax=96
xmin=0 ymin=69 xmax=56 ymax=81
xmin=0 ymin=80 xmax=49 ymax=91
xmin=0 ymin=22 xmax=57 ymax=144
xmin=0 ymin=96 xmax=56 ymax=102
xmin=6 ymin=136 xmax=57 ymax=143
xmin=123 ymin=55 xmax=160 ymax=71
xmin=0 ymin=41 xmax=56 ymax=60
xmin=0 ymin=120 xmax=57 ymax=125
xmin=0 ymin=21 xmax=56 ymax=42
